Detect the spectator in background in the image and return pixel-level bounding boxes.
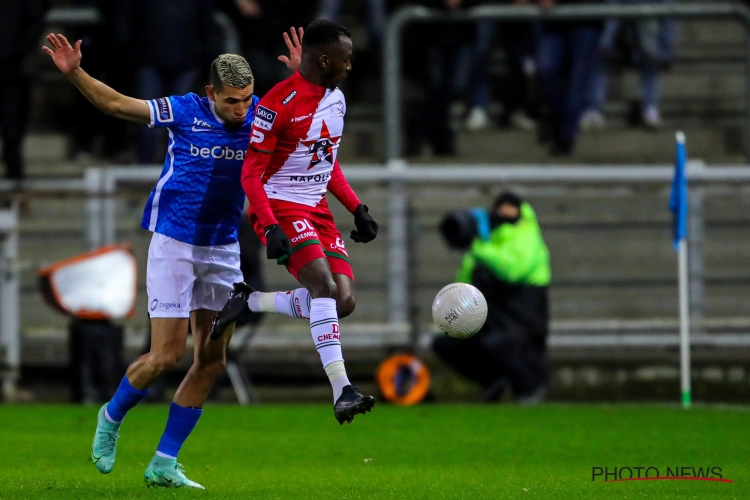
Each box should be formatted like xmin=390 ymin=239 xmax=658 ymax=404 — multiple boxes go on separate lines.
xmin=464 ymin=19 xmax=496 ymax=131
xmin=68 ymin=0 xmax=130 ymax=162
xmin=536 ymin=0 xmax=602 ymax=155
xmin=434 ymin=191 xmax=550 ymax=403
xmin=114 ymin=0 xmax=220 ymax=164
xmin=318 ymin=0 xmax=386 ymax=78
xmin=0 ymin=0 xmax=49 ymax=183
xmin=407 ymin=0 xmax=480 ymax=156
xmin=215 ymin=0 xmax=287 ymax=96
xmin=580 ymin=0 xmax=676 ymax=131
xmin=465 ymin=2 xmax=537 ymax=133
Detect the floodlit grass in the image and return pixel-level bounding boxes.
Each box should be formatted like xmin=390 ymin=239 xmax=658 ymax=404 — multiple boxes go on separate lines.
xmin=0 ymin=404 xmax=746 ymax=499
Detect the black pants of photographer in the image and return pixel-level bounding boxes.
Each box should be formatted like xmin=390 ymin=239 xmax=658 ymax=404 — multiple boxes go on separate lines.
xmin=433 ymin=325 xmax=547 ymax=402
xmin=69 ymin=319 xmax=124 ymax=403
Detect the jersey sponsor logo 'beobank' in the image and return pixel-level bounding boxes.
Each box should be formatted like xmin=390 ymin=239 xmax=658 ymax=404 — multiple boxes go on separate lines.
xmin=189 ymin=144 xmax=245 ymax=160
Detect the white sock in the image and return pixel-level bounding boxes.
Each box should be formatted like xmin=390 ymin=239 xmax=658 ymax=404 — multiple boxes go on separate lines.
xmin=326 ymin=360 xmax=351 ymax=403
xmin=248 ymin=289 xmax=311 ymax=320
xmin=309 ymin=297 xmax=349 ymax=400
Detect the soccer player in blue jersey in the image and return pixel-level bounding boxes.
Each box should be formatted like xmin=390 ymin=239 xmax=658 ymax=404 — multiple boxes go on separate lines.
xmin=43 ymin=30 xmax=302 ymax=489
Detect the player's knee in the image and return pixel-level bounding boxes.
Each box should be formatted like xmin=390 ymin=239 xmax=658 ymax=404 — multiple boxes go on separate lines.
xmin=308 ymin=278 xmax=338 ymax=300
xmin=150 ymin=352 xmax=182 ymax=373
xmin=198 ymin=359 xmax=226 ymax=381
xmin=337 ymin=292 xmax=356 ymax=318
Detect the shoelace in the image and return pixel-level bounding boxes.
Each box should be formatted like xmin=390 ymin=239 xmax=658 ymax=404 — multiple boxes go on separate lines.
xmin=99 ymin=430 xmax=119 ymax=454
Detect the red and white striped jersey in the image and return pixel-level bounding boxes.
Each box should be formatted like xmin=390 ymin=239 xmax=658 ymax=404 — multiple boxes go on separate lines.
xmin=242 ymin=71 xmax=359 ymax=228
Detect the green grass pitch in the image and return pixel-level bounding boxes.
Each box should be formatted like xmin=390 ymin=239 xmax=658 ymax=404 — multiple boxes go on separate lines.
xmin=0 ymin=404 xmax=746 ymax=499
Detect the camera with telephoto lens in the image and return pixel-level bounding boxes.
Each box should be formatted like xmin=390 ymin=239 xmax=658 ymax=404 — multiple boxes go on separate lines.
xmin=439 ymin=192 xmax=523 ymax=250
xmin=439 ymin=209 xmax=484 ymax=250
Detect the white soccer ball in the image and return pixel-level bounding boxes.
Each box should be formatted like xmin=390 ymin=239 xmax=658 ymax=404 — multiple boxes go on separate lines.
xmin=431 ymin=283 xmax=488 ymax=339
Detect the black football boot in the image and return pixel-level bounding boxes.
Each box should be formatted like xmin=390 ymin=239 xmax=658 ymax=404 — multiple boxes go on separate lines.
xmin=209 ymin=282 xmax=254 ymax=340
xmin=334 ymin=385 xmax=375 ymax=424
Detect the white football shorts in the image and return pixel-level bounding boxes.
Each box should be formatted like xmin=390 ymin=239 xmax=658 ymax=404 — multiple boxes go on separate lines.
xmin=146 ymin=232 xmax=242 ymax=318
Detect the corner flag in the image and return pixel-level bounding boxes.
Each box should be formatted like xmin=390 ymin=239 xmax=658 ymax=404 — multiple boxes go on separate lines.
xmin=669 ymin=131 xmax=688 ymax=249
xmin=671 ymin=131 xmax=691 ymax=408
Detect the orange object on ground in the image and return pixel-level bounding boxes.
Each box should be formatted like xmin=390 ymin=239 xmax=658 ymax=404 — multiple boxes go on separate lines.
xmin=376 ymin=353 xmax=431 ymax=406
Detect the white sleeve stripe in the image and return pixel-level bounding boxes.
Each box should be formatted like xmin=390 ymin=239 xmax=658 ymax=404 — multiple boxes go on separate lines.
xmin=146 ymin=100 xmax=156 ymax=128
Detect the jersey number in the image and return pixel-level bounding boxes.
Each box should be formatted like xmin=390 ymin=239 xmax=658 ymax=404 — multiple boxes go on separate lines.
xmin=250 ymin=130 xmax=265 ymax=144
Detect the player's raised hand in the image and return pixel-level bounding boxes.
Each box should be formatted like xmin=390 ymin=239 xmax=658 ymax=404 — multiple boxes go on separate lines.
xmin=278 ymin=27 xmax=304 ymax=71
xmin=42 ymin=33 xmax=82 ymax=75
xmin=351 ymin=204 xmax=378 ymax=243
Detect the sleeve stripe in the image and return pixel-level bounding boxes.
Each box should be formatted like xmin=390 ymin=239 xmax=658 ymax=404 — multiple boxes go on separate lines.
xmin=249 ymin=146 xmax=274 ymax=154
xmin=146 ymin=100 xmax=156 ymax=128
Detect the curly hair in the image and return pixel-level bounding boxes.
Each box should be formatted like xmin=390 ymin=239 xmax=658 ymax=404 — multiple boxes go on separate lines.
xmin=302 ymin=19 xmax=351 ymax=50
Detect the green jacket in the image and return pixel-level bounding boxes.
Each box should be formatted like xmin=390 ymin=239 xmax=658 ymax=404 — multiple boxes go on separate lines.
xmin=457 ymin=202 xmax=551 ymax=287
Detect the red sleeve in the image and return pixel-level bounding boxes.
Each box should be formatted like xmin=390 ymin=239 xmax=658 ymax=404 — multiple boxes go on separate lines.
xmin=328 ymin=160 xmax=361 ymax=213
xmin=241 ymin=102 xmax=283 ymax=228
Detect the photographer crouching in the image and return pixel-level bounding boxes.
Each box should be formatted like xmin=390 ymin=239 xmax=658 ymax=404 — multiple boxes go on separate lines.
xmin=433 ymin=191 xmax=551 ymax=403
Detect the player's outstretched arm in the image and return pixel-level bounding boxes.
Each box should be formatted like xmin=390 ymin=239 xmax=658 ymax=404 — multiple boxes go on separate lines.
xmin=278 ymin=27 xmax=304 ymax=71
xmin=42 ymin=33 xmax=150 ymax=124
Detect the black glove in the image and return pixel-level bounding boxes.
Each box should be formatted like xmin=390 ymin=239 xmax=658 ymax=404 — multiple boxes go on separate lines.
xmin=264 ymin=224 xmax=292 ymax=260
xmin=351 ymin=204 xmax=378 ymax=243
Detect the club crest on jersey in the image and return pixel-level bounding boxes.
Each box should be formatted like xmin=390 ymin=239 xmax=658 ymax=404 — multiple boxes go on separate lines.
xmin=282 ymin=90 xmax=297 ymax=105
xmin=254 ymin=106 xmax=277 ymax=131
xmin=154 ymin=98 xmax=174 ymax=123
xmin=302 ymin=120 xmax=340 ymax=170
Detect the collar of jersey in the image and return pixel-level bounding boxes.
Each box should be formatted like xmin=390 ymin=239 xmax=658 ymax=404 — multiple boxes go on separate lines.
xmin=208 ymin=100 xmax=225 ymax=125
xmin=294 ymin=71 xmax=330 ymax=93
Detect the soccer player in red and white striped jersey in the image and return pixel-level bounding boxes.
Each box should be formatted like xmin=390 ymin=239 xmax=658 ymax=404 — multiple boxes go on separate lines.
xmin=211 ymin=20 xmax=377 ymax=424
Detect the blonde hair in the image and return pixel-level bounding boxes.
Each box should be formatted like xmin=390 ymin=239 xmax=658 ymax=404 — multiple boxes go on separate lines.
xmin=209 ymin=54 xmax=254 ymax=90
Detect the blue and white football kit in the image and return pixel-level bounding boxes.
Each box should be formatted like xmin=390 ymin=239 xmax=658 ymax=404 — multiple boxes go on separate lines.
xmin=142 ymin=93 xmax=259 ymax=318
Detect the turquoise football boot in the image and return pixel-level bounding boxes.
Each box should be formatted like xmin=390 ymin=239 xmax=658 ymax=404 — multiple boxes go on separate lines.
xmin=144 ymin=455 xmax=205 ymax=489
xmin=91 ymin=404 xmax=120 ymax=474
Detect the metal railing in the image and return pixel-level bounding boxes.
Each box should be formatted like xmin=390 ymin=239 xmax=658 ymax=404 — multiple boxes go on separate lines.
xmin=78 ymin=162 xmax=745 ymax=326
xmin=0 ymin=203 xmax=19 ymax=401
